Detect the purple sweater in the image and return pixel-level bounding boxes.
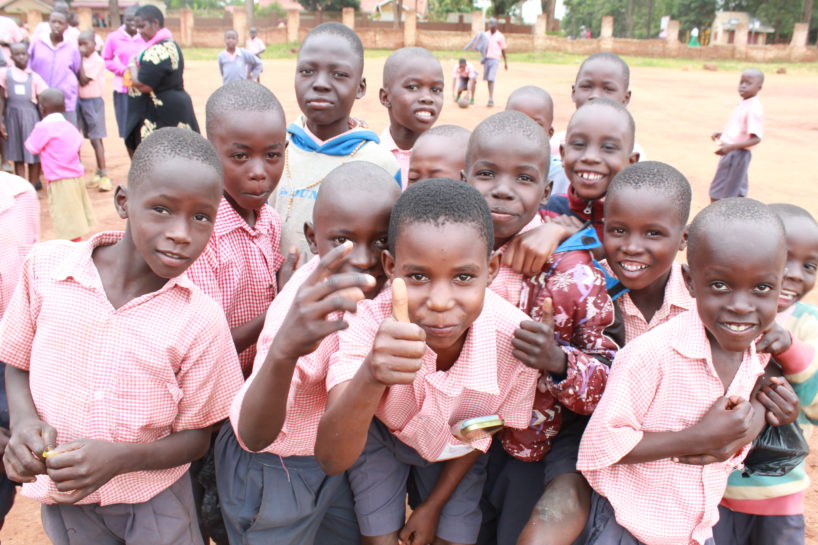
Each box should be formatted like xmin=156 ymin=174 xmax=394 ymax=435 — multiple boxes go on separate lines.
xmin=28 ymin=36 xmax=81 ymax=112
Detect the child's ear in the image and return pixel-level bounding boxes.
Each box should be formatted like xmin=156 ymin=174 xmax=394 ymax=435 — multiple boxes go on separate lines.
xmin=540 ymin=179 xmax=553 ymax=207
xmin=303 ymin=222 xmax=318 ymax=255
xmin=356 ymin=77 xmax=367 ymax=100
xmin=623 ymin=90 xmax=632 ymax=106
xmin=570 ymin=84 xmax=576 ymax=101
xmin=628 ymin=151 xmax=640 ymax=165
xmin=460 ymin=169 xmax=467 ymax=182
xmin=679 ymin=226 xmax=689 ymax=252
xmin=548 ymin=126 xmax=554 ymax=138
xmin=487 ymin=250 xmax=501 ymax=285
xmin=681 ymin=263 xmax=695 ymax=298
xmin=113 ymin=185 xmax=129 ymax=219
xmin=379 ymin=87 xmax=390 ymax=108
xmin=559 ymin=143 xmax=565 ymax=161
xmin=382 ymin=249 xmax=395 ymax=279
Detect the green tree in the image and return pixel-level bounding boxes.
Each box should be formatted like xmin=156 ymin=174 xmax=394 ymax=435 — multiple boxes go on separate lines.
xmin=672 ymin=0 xmax=715 ymax=32
xmin=428 ymin=0 xmax=473 ymax=21
xmin=298 ymin=0 xmax=360 ymax=11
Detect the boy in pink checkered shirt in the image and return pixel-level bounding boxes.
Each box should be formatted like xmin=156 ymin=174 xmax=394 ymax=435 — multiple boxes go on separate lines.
xmin=0 ymin=128 xmax=244 ymax=545
xmin=316 ymin=179 xmax=540 ymax=545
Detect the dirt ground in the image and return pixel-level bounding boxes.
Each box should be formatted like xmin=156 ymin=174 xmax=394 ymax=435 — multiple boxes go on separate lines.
xmin=1 ymin=55 xmax=818 ymax=544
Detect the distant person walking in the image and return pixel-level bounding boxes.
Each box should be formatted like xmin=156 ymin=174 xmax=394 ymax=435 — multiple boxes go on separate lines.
xmin=465 ymin=17 xmax=507 ymax=107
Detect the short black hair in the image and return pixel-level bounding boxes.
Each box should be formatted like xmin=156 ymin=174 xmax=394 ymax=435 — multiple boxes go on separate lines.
xmin=38 ymin=88 xmax=65 ymax=113
xmin=688 ymin=198 xmax=784 ymax=264
xmin=569 ymin=97 xmax=635 ymax=150
xmin=224 ymin=29 xmax=238 ymax=37
xmin=578 ymin=52 xmax=630 ymax=88
xmin=135 ymin=5 xmax=164 ymax=27
xmin=128 ymin=127 xmax=223 ymax=191
xmin=607 ymin=161 xmax=691 ymax=224
xmin=507 ymin=85 xmax=553 ymax=108
xmin=49 ymin=9 xmax=67 ymax=20
xmin=743 ymin=67 xmax=765 ymax=84
xmin=769 ymin=203 xmax=818 ymax=226
xmin=466 ymin=110 xmax=549 ymax=168
xmin=301 ymin=22 xmax=363 ymax=67
xmin=383 ymin=47 xmax=441 ymax=85
xmin=389 ymin=178 xmax=493 ymax=257
xmin=9 ymin=42 xmax=26 ymax=53
xmin=123 ymin=5 xmax=139 ymax=16
xmin=416 ymin=124 xmax=470 ymax=146
xmin=205 ymin=80 xmax=284 ymax=138
xmin=315 ymin=161 xmax=400 ymax=220
xmin=78 ymin=29 xmax=95 ymax=43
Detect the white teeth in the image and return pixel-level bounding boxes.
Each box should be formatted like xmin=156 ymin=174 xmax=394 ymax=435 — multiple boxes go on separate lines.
xmin=780 ymin=289 xmax=798 ymax=299
xmin=724 ymin=323 xmax=752 ymax=332
xmin=578 ymin=172 xmax=604 ymax=181
xmin=620 ymin=262 xmax=648 ymax=272
xmin=415 ymin=111 xmax=433 ymax=120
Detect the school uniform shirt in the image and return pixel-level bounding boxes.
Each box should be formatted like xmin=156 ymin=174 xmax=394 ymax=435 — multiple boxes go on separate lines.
xmin=24 ymin=112 xmax=83 ymax=182
xmin=613 ymin=261 xmax=694 ymax=344
xmin=272 ymin=116 xmax=400 ymax=256
xmin=721 ymin=301 xmax=818 ymax=516
xmin=28 ymin=34 xmax=81 ymax=112
xmin=379 ymin=127 xmax=412 ymax=189
xmin=0 ymin=232 xmax=244 ymax=505
xmin=0 ymin=173 xmax=39 ymax=318
xmin=485 ymin=30 xmax=506 ymax=60
xmin=498 ymin=224 xmax=617 ymax=462
xmin=327 ymin=286 xmax=538 ymax=462
xmin=577 ymin=309 xmax=767 ymax=545
xmin=230 ymin=256 xmax=337 ymax=456
xmin=79 ymin=51 xmax=105 ymax=99
xmin=719 ymin=96 xmax=763 ymax=148
xmin=218 ymin=48 xmax=263 ymax=84
xmin=245 ymin=36 xmax=265 ymax=56
xmin=451 ymin=61 xmax=478 ymax=80
xmin=102 ymin=25 xmax=146 ymax=94
xmin=186 ymin=198 xmax=285 ymax=376
xmin=0 ymin=65 xmax=48 ymax=103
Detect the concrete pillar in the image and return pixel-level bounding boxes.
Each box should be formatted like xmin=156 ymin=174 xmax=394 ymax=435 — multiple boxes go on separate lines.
xmin=600 ymin=15 xmax=614 ymax=38
xmin=342 ymin=7 xmax=355 ymax=30
xmin=180 ymin=8 xmax=193 ymax=47
xmin=734 ymin=20 xmax=748 ymax=48
xmin=404 ymin=9 xmax=416 ymax=47
xmin=665 ymin=19 xmax=679 ymax=42
xmin=791 ymin=22 xmax=808 ymax=46
xmin=471 ymin=10 xmax=484 ymax=37
xmin=77 ymin=7 xmax=93 ymax=30
xmin=533 ymin=14 xmax=547 ymax=51
xmin=287 ymin=9 xmax=299 ymax=43
xmin=27 ymin=9 xmax=42 ymax=28
xmin=233 ymin=9 xmax=247 ymax=43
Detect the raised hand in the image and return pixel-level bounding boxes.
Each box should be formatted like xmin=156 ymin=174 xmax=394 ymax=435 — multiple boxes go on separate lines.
xmin=512 ymin=297 xmax=567 ymax=375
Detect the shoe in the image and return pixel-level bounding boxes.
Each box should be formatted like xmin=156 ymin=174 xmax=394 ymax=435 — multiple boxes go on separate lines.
xmin=87 ymin=174 xmax=100 ymax=189
xmin=97 ymin=175 xmax=112 ymax=192
xmin=1 ymin=162 xmax=12 ymax=173
xmin=487 ymin=99 xmax=495 ymax=107
xmin=470 ymin=98 xmax=474 ymax=105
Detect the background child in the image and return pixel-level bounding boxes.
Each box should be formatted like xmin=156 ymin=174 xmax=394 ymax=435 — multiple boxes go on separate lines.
xmin=0 ymin=42 xmax=46 ymax=190
xmin=25 ymin=88 xmax=94 ymax=241
xmin=0 ymin=128 xmax=244 ymax=545
xmin=217 ymin=162 xmax=400 ymax=545
xmin=245 ymin=27 xmax=265 ymax=57
xmin=316 ymin=179 xmax=540 ymax=545
xmin=406 ymin=124 xmax=470 ymax=186
xmin=578 ymin=198 xmax=787 ymax=545
xmin=218 ymin=29 xmax=262 ymax=84
xmin=379 ymin=46 xmax=444 ymax=187
xmin=715 ymin=203 xmax=818 ymax=545
xmin=709 ymin=68 xmax=764 ymax=201
xmin=273 ymin=22 xmax=398 ymax=255
xmin=77 ymin=29 xmax=109 ymax=192
xmin=452 ymin=58 xmax=478 ymax=105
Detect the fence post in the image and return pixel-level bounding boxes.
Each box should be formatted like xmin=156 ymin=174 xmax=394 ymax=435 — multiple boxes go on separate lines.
xmin=287 ymin=9 xmax=300 ymax=43
xmin=342 ymin=7 xmax=355 ymax=30
xmin=180 ymin=8 xmax=193 ymax=47
xmin=233 ymin=9 xmax=247 ymax=43
xmin=791 ymin=22 xmax=808 ymax=47
xmin=533 ymin=14 xmax=547 ymax=51
xmin=733 ymin=19 xmax=748 ymax=59
xmin=77 ymin=7 xmax=93 ymax=30
xmin=404 ymin=9 xmax=416 ymax=47
xmin=471 ymin=10 xmax=484 ymax=37
xmin=27 ymin=9 xmax=42 ymax=29
xmin=600 ymin=15 xmax=613 ymax=51
xmin=665 ymin=19 xmax=679 ymax=55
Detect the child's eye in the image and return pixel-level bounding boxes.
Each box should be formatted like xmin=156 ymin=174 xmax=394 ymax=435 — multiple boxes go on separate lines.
xmin=455 ymin=273 xmax=475 ymax=282
xmin=194 ymin=213 xmax=211 ymax=223
xmin=405 ymin=84 xmax=418 ymax=91
xmin=152 ymin=206 xmax=170 ymax=215
xmin=568 ymin=140 xmax=586 ymax=149
xmin=298 ymin=68 xmax=314 ymax=76
xmin=646 ymin=230 xmax=664 ymax=238
xmin=709 ymin=281 xmax=729 ymax=292
xmin=432 ymin=87 xmax=443 ymax=94
xmin=607 ymin=226 xmax=625 ymax=236
xmin=231 ymin=152 xmax=248 ymax=160
xmin=333 ymin=236 xmax=349 ymax=245
xmin=753 ymin=284 xmax=774 ymax=294
xmin=602 ymin=143 xmax=620 ymax=151
xmin=805 ymin=262 xmax=817 ymax=273
xmin=332 ymin=71 xmax=349 ymax=79
xmin=476 ymin=170 xmax=494 ymax=178
xmin=407 ymin=273 xmax=427 ymax=282
xmin=267 ymin=151 xmax=282 ymax=160
xmin=517 ymin=174 xmax=535 ymax=183
xmin=374 ymin=237 xmax=388 ymax=249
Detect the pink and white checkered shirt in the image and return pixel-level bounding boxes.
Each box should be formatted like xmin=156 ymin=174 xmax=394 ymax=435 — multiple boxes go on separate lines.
xmin=0 ymin=174 xmax=39 ymax=318
xmin=380 ymin=127 xmax=412 ymax=190
xmin=231 ymin=256 xmax=338 ymax=457
xmin=186 ymin=198 xmax=285 ymax=376
xmin=615 ymin=261 xmax=694 ymax=344
xmin=0 ymin=232 xmax=244 ymax=506
xmin=489 ymin=215 xmax=542 ymax=307
xmin=327 ymin=286 xmax=538 ymax=462
xmin=577 ymin=309 xmax=766 ymax=545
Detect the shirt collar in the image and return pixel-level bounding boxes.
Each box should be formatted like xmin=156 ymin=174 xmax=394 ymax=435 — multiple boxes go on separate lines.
xmin=670 ymin=307 xmax=761 ymax=367
xmin=379 ymin=127 xmax=409 ymax=153
xmin=567 ymin=185 xmax=604 ymax=219
xmin=51 ymin=231 xmax=195 ymax=297
xmin=496 ymin=215 xmax=542 ymax=256
xmin=212 ymin=197 xmax=272 ymax=238
xmin=42 ymin=112 xmax=65 ymax=124
xmin=0 ymin=172 xmax=34 ymax=213
xmin=620 ymin=261 xmax=692 ymax=318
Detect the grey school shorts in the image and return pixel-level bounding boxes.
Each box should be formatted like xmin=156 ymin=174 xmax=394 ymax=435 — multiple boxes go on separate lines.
xmin=348 ymin=418 xmax=489 ymax=543
xmin=709 ymin=148 xmax=751 ymax=199
xmin=41 ymin=473 xmax=202 ymax=545
xmin=77 ymin=97 xmax=107 ymax=140
xmin=214 ymin=422 xmax=359 ymax=545
xmin=483 ymin=58 xmax=500 ymax=82
xmin=113 ymin=91 xmax=129 ymax=139
xmin=712 ymin=505 xmax=804 ymax=545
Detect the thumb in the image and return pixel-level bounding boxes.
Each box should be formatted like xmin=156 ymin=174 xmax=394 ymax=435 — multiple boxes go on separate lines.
xmin=392 ymin=277 xmax=410 ymax=323
xmin=41 ymin=425 xmax=57 ymax=452
xmin=725 ymin=396 xmax=742 ymax=410
xmin=540 ymin=297 xmax=554 ymax=326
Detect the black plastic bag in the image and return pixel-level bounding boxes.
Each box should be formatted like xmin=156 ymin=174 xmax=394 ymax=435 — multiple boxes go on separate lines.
xmin=741 ymin=421 xmax=809 ymax=477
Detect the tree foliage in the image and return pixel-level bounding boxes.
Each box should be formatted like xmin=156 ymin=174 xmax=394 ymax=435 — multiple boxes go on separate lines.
xmin=298 ymin=0 xmax=359 ymax=10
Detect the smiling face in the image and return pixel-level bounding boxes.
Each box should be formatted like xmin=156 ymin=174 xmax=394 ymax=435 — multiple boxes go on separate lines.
xmin=384 ymin=221 xmax=498 ymax=363
xmin=209 ymin=109 xmax=286 ymax=223
xmin=407 ymin=135 xmax=465 ymax=186
xmin=777 ymin=215 xmax=818 ymax=311
xmin=603 ymin=187 xmax=686 ymax=292
xmin=380 ymin=56 xmax=444 ymax=136
xmin=307 ymin=183 xmax=397 ymax=298
xmin=571 ymin=58 xmax=630 ymax=109
xmin=117 ymin=158 xmax=222 ymax=280
xmin=685 ymin=224 xmax=785 ymax=354
xmin=561 ymin=106 xmax=637 ymax=201
xmin=294 ymin=33 xmax=365 ymax=141
xmin=466 ymin=133 xmax=549 ymax=250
